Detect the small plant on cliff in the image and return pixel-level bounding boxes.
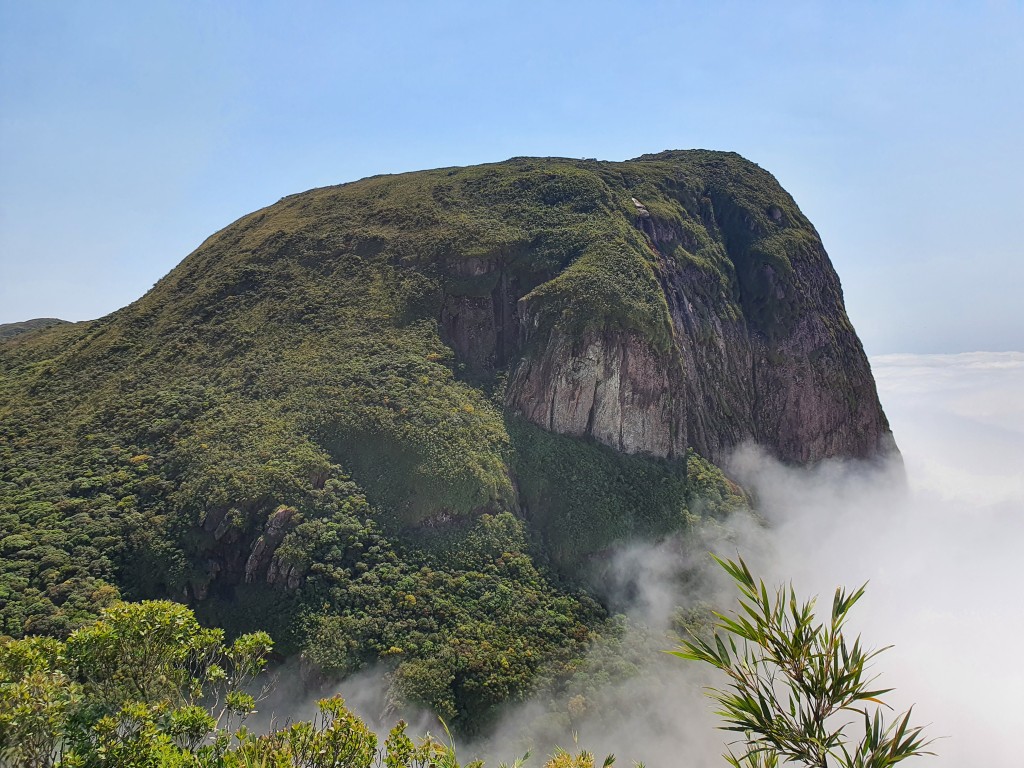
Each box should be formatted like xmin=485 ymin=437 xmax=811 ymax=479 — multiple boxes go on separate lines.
xmin=672 ymin=556 xmax=933 ymax=768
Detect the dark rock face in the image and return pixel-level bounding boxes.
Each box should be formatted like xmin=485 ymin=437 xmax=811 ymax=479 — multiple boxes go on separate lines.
xmin=190 ymin=504 xmax=304 ymax=597
xmin=245 ymin=505 xmax=299 ymax=584
xmin=653 ymin=217 xmax=891 ymax=464
xmin=439 ymin=257 xmax=522 ymax=377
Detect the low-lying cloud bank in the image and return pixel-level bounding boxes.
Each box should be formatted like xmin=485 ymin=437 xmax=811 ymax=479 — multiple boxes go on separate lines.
xmin=715 ymin=352 xmax=1023 ymax=767
xmin=766 ymin=350 xmax=1024 ymax=768
xmin=295 ymin=352 xmax=1024 ymax=767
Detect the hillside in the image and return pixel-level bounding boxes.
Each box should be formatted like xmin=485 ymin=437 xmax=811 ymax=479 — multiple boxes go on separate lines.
xmin=0 ymin=150 xmax=892 ymax=728
xmin=0 ymin=318 xmax=69 ymax=341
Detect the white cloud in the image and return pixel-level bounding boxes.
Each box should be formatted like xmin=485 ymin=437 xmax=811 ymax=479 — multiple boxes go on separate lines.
xmin=722 ymin=352 xmax=1024 ymax=767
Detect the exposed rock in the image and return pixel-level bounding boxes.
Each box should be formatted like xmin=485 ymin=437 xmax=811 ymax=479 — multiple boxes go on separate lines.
xmin=417 ymin=509 xmax=458 ymax=528
xmin=245 ymin=505 xmax=299 ymax=584
xmin=201 ymin=507 xmax=226 ymax=533
xmin=439 ymin=261 xmax=522 ymax=378
xmin=508 ymin=327 xmax=686 ymax=458
xmin=267 ymin=557 xmax=305 ymax=590
xmin=631 ymin=197 xmax=651 ymax=218
xmin=653 ymin=210 xmax=891 ymax=464
xmin=504 ymin=164 xmax=893 ymax=465
xmin=214 ymin=509 xmax=241 ymax=542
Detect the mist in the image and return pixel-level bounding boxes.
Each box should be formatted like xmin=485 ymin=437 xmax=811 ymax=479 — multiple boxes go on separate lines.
xmin=737 ymin=351 xmax=1024 ymax=767
xmin=269 ymin=352 xmax=1022 ymax=766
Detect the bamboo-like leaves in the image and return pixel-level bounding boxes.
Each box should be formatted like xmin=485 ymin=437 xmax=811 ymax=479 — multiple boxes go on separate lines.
xmin=670 ymin=556 xmax=934 ymax=768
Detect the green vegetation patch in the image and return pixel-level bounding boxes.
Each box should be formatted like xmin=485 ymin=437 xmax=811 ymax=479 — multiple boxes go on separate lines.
xmin=508 ymin=419 xmax=744 ymax=568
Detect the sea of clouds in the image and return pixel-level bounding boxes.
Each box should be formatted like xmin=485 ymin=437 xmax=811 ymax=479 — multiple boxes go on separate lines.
xmin=719 ymin=351 xmax=1024 ymax=767
xmin=275 ymin=352 xmax=1023 ymax=767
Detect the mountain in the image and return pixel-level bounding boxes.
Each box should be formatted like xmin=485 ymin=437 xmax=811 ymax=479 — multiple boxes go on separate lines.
xmin=0 ymin=150 xmax=893 ymax=727
xmin=0 ymin=318 xmax=69 ymax=341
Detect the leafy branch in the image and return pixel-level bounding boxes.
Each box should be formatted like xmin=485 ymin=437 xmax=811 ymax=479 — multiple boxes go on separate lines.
xmin=671 ymin=556 xmax=934 ymax=768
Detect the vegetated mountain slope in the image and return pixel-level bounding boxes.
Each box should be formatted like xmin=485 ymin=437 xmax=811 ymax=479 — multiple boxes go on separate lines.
xmin=0 ymin=318 xmax=69 ymax=341
xmin=0 ymin=150 xmax=890 ymax=728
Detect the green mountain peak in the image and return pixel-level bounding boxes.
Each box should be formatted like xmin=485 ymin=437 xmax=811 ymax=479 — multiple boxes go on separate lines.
xmin=0 ymin=150 xmax=891 ymax=727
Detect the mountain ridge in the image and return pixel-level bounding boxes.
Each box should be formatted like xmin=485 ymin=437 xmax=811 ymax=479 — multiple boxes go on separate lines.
xmin=0 ymin=318 xmax=70 ymax=341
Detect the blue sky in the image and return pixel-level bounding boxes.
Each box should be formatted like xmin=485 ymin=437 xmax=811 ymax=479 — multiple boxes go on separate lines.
xmin=1 ymin=1 xmax=1021 ymax=353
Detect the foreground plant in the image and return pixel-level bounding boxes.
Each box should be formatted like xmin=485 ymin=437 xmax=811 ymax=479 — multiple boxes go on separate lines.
xmin=672 ymin=556 xmax=933 ymax=768
xmin=0 ymin=598 xmax=624 ymax=768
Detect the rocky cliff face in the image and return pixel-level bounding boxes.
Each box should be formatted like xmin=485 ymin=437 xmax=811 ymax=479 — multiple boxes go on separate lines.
xmin=508 ymin=326 xmax=687 ymax=458
xmin=503 ymin=263 xmax=891 ymax=465
xmin=431 ymin=152 xmax=895 ymax=466
xmin=649 ymin=193 xmax=892 ymax=465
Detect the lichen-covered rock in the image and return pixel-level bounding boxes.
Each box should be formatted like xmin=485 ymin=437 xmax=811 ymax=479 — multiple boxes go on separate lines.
xmin=266 ymin=557 xmax=305 ymax=590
